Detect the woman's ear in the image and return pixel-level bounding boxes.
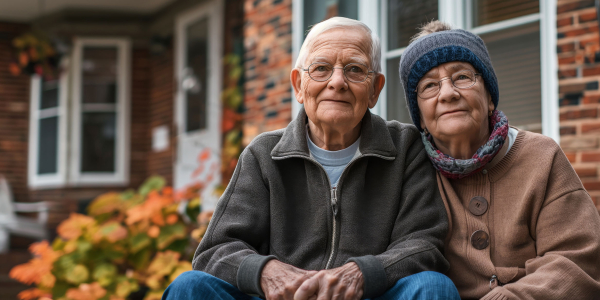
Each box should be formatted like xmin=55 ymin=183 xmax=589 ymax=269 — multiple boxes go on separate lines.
xmin=487 ymin=92 xmax=495 ymax=114
xmin=368 ymin=74 xmax=385 ymax=109
xmin=291 ymin=69 xmax=304 ymax=104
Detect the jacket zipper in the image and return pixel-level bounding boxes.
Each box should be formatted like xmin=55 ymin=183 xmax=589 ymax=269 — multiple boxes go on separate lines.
xmin=325 ymin=187 xmax=338 ymax=269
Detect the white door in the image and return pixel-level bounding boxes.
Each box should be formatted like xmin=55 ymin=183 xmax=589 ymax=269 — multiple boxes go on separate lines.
xmin=174 ymin=0 xmax=223 ymax=210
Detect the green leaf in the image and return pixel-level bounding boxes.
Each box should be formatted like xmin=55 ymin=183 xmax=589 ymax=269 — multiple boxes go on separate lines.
xmin=93 ymin=263 xmax=117 ymax=287
xmin=138 ymin=176 xmax=166 ymax=196
xmin=64 ymin=264 xmax=89 ymax=284
xmin=157 ymin=223 xmax=186 ymax=250
xmin=51 ymin=281 xmax=70 ymax=298
xmin=130 ymin=233 xmax=152 ymax=253
xmin=129 ymin=249 xmax=152 ymax=270
xmin=164 ymin=239 xmax=188 ymax=253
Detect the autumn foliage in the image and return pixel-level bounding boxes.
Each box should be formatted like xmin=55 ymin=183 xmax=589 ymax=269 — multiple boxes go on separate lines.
xmin=10 ymin=176 xmax=214 ymax=300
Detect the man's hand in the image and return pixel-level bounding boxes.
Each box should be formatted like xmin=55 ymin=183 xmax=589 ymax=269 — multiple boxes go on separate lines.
xmin=261 ymin=260 xmax=318 ymax=300
xmin=294 ymin=262 xmax=364 ymax=300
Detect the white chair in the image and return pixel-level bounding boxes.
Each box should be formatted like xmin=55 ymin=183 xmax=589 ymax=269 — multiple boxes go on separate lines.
xmin=0 ymin=175 xmax=50 ymax=253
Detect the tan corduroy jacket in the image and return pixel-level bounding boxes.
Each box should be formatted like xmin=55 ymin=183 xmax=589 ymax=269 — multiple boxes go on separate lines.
xmin=437 ymin=129 xmax=600 ymax=300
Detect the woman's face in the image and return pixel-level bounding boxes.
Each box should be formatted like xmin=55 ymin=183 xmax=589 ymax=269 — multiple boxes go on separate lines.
xmin=417 ymin=61 xmax=494 ymax=142
xmin=291 ymin=28 xmax=384 ymax=130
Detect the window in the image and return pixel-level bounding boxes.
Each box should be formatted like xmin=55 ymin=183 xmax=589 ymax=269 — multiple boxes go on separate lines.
xmin=71 ymin=38 xmax=130 ymax=185
xmin=378 ymin=0 xmax=558 ymax=140
xmin=28 ymin=71 xmax=68 ymax=188
xmin=28 ymin=38 xmax=131 ymax=188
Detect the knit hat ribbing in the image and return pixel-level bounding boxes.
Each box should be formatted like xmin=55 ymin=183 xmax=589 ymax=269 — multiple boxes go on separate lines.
xmin=399 ymin=29 xmax=499 ymax=131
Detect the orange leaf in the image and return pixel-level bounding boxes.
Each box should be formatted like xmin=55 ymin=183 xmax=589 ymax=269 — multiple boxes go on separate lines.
xmin=66 ymin=283 xmax=106 ymax=300
xmin=198 ymin=149 xmax=211 ymax=162
xmin=9 ymin=62 xmax=21 ymax=76
xmin=166 ymin=214 xmax=178 ymax=225
xmin=93 ymin=221 xmax=128 ymax=243
xmin=57 ymin=213 xmax=96 ymax=240
xmin=19 ymin=52 xmax=28 ymax=66
xmin=17 ymin=288 xmax=46 ymax=300
xmin=148 ymin=226 xmax=160 ymax=238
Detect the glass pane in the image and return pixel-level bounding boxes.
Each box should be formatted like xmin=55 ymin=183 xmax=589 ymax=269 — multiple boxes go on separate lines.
xmin=387 ymin=0 xmax=438 ymax=50
xmin=185 ymin=17 xmax=209 ymax=132
xmin=37 ymin=116 xmax=58 ymax=174
xmin=386 ymin=56 xmax=411 ymax=123
xmin=303 ymin=0 xmax=358 ymax=37
xmin=481 ymin=23 xmax=541 ymax=129
xmin=473 ymin=0 xmax=539 ymax=27
xmin=81 ymin=112 xmax=116 ymax=173
xmin=40 ymin=78 xmax=59 ymax=109
xmin=82 ymin=47 xmax=117 ymax=104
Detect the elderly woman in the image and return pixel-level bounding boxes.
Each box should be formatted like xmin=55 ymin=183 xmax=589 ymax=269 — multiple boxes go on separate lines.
xmin=399 ymin=21 xmax=600 ymax=299
xmin=163 ymin=17 xmax=460 ymax=300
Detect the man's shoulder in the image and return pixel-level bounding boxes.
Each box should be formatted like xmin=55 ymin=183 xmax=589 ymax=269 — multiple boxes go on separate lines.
xmin=243 ymin=128 xmax=286 ymax=156
xmin=383 ymin=119 xmax=422 ymax=152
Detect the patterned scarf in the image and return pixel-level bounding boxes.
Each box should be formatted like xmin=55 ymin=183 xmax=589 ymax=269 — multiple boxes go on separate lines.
xmin=421 ymin=110 xmax=509 ymax=179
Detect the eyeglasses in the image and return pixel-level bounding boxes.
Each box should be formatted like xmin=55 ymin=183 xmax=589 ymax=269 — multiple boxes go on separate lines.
xmin=415 ymin=69 xmax=481 ymax=99
xmin=303 ymin=62 xmax=375 ymax=83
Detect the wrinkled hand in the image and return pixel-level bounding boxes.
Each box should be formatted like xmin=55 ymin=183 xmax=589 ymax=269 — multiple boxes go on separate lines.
xmin=261 ymin=260 xmax=318 ymax=300
xmin=294 ymin=262 xmax=364 ymax=300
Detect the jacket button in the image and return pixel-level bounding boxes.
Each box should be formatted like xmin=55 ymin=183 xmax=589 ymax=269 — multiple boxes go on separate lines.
xmin=469 ymin=196 xmax=488 ymax=216
xmin=471 ymin=230 xmax=490 ymax=249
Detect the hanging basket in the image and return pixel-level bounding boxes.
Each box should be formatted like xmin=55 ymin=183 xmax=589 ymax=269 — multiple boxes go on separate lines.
xmin=9 ymin=32 xmax=61 ymax=80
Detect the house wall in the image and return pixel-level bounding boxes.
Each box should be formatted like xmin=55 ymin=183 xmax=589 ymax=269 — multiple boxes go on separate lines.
xmin=556 ymin=0 xmax=600 ymax=211
xmin=242 ymin=0 xmax=293 ymax=145
xmin=0 ymin=22 xmax=31 ymax=209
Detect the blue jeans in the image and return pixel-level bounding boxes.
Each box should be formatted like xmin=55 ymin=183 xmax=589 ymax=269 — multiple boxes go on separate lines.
xmin=162 ymin=270 xmax=460 ymax=300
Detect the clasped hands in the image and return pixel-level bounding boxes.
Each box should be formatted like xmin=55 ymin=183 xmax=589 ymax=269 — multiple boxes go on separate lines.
xmin=260 ymin=260 xmax=364 ymax=300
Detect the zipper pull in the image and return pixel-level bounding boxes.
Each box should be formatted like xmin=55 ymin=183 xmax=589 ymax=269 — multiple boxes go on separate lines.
xmin=331 ymin=188 xmax=338 ymax=217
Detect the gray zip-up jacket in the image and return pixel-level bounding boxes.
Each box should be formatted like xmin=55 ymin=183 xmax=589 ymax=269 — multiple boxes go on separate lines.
xmin=192 ymin=108 xmax=449 ymax=298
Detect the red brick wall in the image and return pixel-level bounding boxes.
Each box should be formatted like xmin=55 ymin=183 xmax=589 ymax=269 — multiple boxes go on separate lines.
xmin=557 ymin=0 xmax=600 ymax=211
xmin=242 ymin=0 xmax=293 ymax=145
xmin=147 ymin=46 xmax=175 ymax=185
xmin=0 ymin=22 xmax=30 ymax=207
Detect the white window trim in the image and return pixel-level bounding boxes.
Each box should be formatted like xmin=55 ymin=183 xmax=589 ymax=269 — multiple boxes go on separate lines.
xmin=70 ymin=37 xmax=131 ymax=186
xmin=28 ymin=67 xmax=69 ymax=189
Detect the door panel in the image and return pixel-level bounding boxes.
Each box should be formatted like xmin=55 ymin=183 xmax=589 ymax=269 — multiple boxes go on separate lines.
xmin=175 ymin=0 xmax=223 ymax=211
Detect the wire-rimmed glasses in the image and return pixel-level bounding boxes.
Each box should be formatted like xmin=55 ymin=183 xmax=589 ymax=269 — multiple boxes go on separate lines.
xmin=415 ymin=69 xmax=481 ymax=99
xmin=303 ymin=62 xmax=375 ymax=83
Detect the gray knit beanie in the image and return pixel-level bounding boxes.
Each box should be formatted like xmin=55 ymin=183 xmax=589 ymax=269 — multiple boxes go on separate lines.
xmin=399 ymin=29 xmax=499 ymax=131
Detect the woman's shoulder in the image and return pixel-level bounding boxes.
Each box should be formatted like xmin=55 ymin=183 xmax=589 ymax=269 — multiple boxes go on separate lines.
xmin=513 ymin=128 xmax=562 ymax=155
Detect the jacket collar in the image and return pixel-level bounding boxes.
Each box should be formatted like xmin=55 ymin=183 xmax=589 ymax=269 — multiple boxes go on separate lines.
xmin=271 ymin=107 xmax=397 ymax=159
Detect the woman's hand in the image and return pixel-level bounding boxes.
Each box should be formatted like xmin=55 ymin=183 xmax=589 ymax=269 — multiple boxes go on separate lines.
xmin=261 ymin=260 xmax=318 ymax=300
xmin=293 ymin=262 xmax=364 ymax=300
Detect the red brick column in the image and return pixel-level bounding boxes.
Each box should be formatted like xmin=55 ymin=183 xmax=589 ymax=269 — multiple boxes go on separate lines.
xmin=557 ymin=0 xmax=600 ymax=211
xmin=243 ymin=0 xmax=293 ymax=145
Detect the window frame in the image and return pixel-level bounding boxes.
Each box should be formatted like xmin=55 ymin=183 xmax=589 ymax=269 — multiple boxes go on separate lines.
xmin=70 ymin=37 xmax=131 ymax=186
xmin=27 ymin=63 xmax=69 ymax=189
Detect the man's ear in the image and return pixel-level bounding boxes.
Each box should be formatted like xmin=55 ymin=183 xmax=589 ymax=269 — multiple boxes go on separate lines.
xmin=368 ymin=73 xmax=385 ymax=109
xmin=291 ymin=68 xmax=304 ymax=104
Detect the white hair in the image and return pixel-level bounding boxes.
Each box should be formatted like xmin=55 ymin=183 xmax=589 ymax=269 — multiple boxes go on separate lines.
xmin=294 ymin=17 xmax=381 ymax=73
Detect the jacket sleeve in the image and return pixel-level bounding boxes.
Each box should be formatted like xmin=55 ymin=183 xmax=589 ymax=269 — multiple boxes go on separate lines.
xmin=192 ymin=147 xmax=275 ymax=297
xmin=347 ymin=130 xmax=450 ymax=298
xmin=482 ymin=149 xmax=600 ymax=300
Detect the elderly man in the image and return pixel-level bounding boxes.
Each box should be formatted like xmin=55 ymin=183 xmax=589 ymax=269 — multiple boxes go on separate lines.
xmin=163 ymin=17 xmax=459 ymax=300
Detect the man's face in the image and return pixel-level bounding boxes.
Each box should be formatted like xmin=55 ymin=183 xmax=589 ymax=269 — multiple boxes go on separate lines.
xmin=292 ymin=28 xmax=383 ymax=129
